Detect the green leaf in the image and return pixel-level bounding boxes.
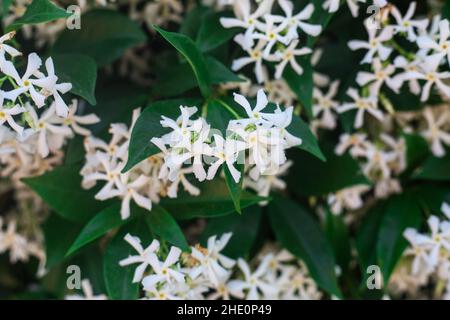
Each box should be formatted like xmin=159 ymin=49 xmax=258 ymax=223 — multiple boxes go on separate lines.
xmin=268 ymin=196 xmax=341 ymax=297
xmin=206 ymin=99 xmax=233 ymax=134
xmin=161 ymin=179 xmax=265 ymax=220
xmin=103 ymin=219 xmax=151 ymax=300
xmin=325 ymin=210 xmax=351 ymax=272
xmin=287 ymin=144 xmax=369 ymax=196
xmin=43 ymin=213 xmax=83 ymax=269
xmin=223 ymin=163 xmax=245 ymax=214
xmin=153 ymin=25 xmax=211 ymax=98
xmin=1 ymin=0 xmax=13 ymax=16
xmin=6 ymin=0 xmax=71 ymax=32
xmin=22 ymin=164 xmax=108 ymax=223
xmin=284 ymin=57 xmax=313 ymax=118
xmin=153 ymin=57 xmax=242 ymax=98
xmin=145 ymin=206 xmax=189 ymax=251
xmin=404 ymin=133 xmax=429 ymax=172
xmin=290 ymin=114 xmax=326 ymax=161
xmin=52 ymin=54 xmax=97 ymax=105
xmin=414 ymin=153 xmax=450 ymax=181
xmin=206 ymin=56 xmax=244 ymax=84
xmin=53 ymin=9 xmax=146 ymax=67
xmin=355 ymin=202 xmax=387 ymax=275
xmin=66 ymin=203 xmax=126 ymax=257
xmin=179 ymin=5 xmax=210 ymax=39
xmin=201 ymin=205 xmax=262 ymax=259
xmin=444 ymin=1 xmax=450 ymax=20
xmin=124 ymin=98 xmax=201 ymax=172
xmin=376 ymin=192 xmax=423 ymax=283
xmin=196 ymin=11 xmax=240 ymax=52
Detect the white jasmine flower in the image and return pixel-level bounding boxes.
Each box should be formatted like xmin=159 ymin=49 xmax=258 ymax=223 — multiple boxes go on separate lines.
xmin=117 ymin=174 xmax=152 ymax=220
xmin=232 ymin=36 xmax=266 ymax=83
xmin=421 ymin=107 xmax=450 ymax=157
xmin=0 ymin=32 xmax=22 ymax=64
xmin=36 ymin=57 xmax=73 ymax=117
xmin=356 ymin=58 xmax=401 ymax=96
xmin=404 ymin=55 xmax=450 ymax=101
xmin=119 ymin=234 xmax=160 ymax=283
xmin=390 ymin=2 xmax=428 ymax=41
xmin=337 ymin=88 xmax=383 ymax=128
xmin=272 ymin=40 xmax=312 ymax=79
xmin=348 ymin=24 xmax=394 ymax=64
xmin=220 ymin=0 xmax=274 ymax=49
xmin=65 ymin=279 xmax=107 ymax=300
xmin=417 ymin=19 xmax=450 ymax=67
xmin=312 ymin=80 xmax=340 ymax=129
xmin=59 ymin=99 xmax=100 ymax=136
xmin=328 ymin=184 xmax=370 ymax=215
xmin=143 ymin=246 xmax=185 ymax=284
xmin=1 ymin=53 xmax=49 ymax=108
xmin=228 ymin=256 xmax=278 ymax=300
xmin=275 ymin=2 xmax=322 ymax=39
xmin=207 ymin=134 xmax=246 ymax=183
xmin=189 ymin=233 xmax=235 ymax=286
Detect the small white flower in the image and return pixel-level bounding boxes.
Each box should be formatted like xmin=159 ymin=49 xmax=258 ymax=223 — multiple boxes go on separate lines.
xmin=272 ymin=40 xmax=312 ymax=79
xmin=65 ymin=279 xmax=107 ymax=300
xmin=337 ymin=88 xmax=383 ymax=128
xmin=119 ymin=234 xmax=160 ymax=283
xmin=312 ymin=80 xmax=340 ymax=129
xmin=348 ymin=23 xmax=394 ymax=64
xmin=421 ymin=107 xmax=450 ymax=157
xmin=390 ymin=2 xmax=428 ymax=41
xmin=228 ymin=256 xmax=278 ymax=300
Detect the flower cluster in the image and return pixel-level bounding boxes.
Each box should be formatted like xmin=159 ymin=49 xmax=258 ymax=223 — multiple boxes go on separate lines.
xmin=80 ymin=109 xmax=164 ymax=220
xmin=400 ymin=202 xmax=450 ymax=298
xmin=152 ymin=89 xmax=302 ymax=197
xmin=118 ymin=233 xmax=322 ymax=300
xmin=220 ymin=0 xmax=321 ymax=83
xmin=0 ymin=216 xmax=45 ymax=276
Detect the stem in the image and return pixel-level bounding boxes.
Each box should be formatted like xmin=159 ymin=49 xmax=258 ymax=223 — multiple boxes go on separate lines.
xmin=216 ymin=99 xmax=241 ymax=120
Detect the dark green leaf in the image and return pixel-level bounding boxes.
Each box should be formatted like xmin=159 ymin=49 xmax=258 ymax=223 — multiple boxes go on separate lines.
xmin=284 ymin=57 xmax=313 ymax=118
xmin=43 ymin=214 xmax=83 ymax=269
xmin=66 ymin=203 xmax=126 ymax=257
xmin=145 ymin=206 xmax=189 ymax=251
xmin=414 ymin=153 xmax=450 ymax=181
xmin=376 ymin=192 xmax=423 ymax=283
xmin=206 ymin=56 xmax=244 ymax=84
xmin=154 ymin=25 xmax=211 ymax=98
xmin=7 ymin=0 xmax=71 ymax=32
xmin=53 ymin=9 xmax=146 ymax=67
xmin=287 ymin=145 xmax=369 ymax=196
xmin=268 ymin=196 xmax=341 ymax=297
xmin=196 ymin=11 xmax=239 ymax=52
xmin=325 ymin=210 xmax=351 ymax=272
xmin=161 ymin=179 xmax=265 ymax=220
xmin=22 ymin=164 xmax=108 ymax=223
xmin=52 ymin=54 xmax=97 ymax=105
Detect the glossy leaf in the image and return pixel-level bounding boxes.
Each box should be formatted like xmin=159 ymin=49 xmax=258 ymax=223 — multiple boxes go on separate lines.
xmin=22 ymin=164 xmax=109 ymax=223
xmin=154 ymin=25 xmax=211 ymax=98
xmin=6 ymin=0 xmax=71 ymax=32
xmin=145 ymin=206 xmax=189 ymax=251
xmin=268 ymin=196 xmax=342 ymax=297
xmin=52 ymin=54 xmax=97 ymax=105
xmin=53 ymin=9 xmax=146 ymax=67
